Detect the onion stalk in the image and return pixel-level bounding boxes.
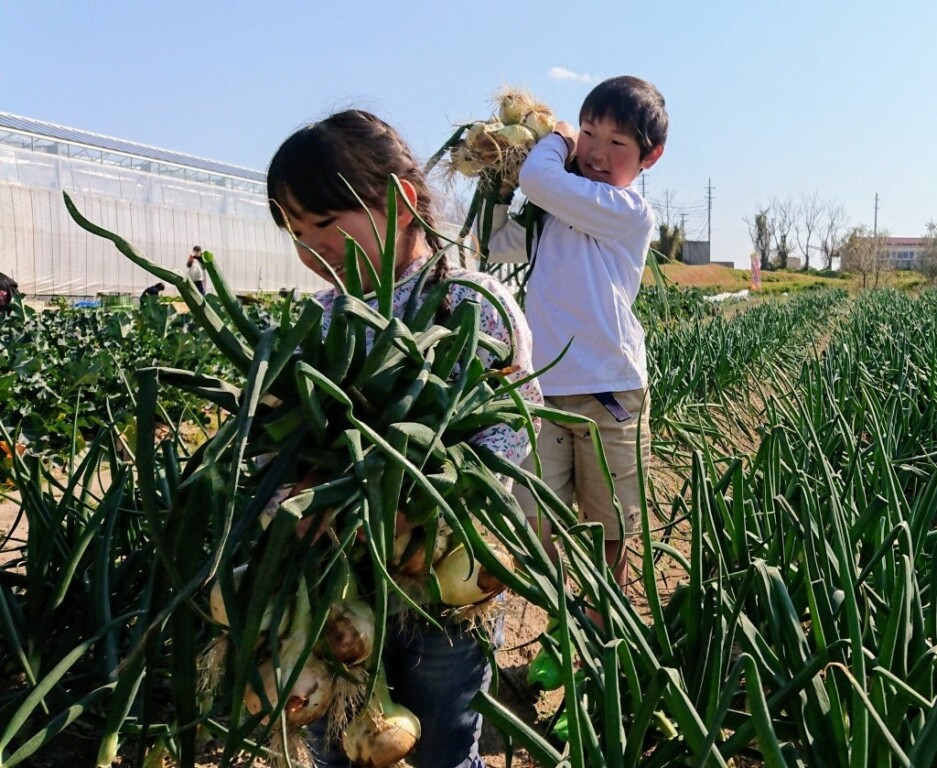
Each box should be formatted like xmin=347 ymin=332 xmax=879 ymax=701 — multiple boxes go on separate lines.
xmin=208 ymin=563 xmax=291 ymax=637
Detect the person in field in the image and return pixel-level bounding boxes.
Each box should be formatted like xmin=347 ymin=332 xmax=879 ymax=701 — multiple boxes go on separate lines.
xmin=139 ymin=281 xmax=166 ymax=305
xmin=186 ymin=246 xmax=206 ymax=295
xmin=266 ymin=109 xmax=541 ymax=768
xmin=490 ymin=76 xmax=668 ymax=600
xmin=0 ymin=271 xmax=19 ymax=313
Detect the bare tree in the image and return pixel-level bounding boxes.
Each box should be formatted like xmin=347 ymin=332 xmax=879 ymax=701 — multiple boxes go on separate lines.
xmin=650 ymin=189 xmax=685 ymax=262
xmin=745 ymin=208 xmax=772 ymax=270
xmin=651 ymin=189 xmax=681 ymax=229
xmin=769 ymin=196 xmax=796 ymax=269
xmin=840 ymin=225 xmax=891 ymax=288
xmin=818 ymin=200 xmax=848 ymax=271
xmin=795 ymin=191 xmax=822 ymax=271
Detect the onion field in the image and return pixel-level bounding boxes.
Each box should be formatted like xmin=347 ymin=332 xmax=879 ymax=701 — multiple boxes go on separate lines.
xmin=2 ymin=207 xmax=937 ymax=767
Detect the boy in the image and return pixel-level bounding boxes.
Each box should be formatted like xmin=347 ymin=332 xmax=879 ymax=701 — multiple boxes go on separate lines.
xmin=490 ymin=75 xmax=668 ymax=595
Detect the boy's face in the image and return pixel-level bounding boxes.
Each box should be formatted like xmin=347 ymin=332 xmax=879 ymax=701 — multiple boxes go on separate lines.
xmin=576 ymin=116 xmax=663 ymax=188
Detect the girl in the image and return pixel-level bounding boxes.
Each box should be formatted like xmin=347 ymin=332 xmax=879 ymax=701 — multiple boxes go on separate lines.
xmin=266 ymin=109 xmax=541 ymax=768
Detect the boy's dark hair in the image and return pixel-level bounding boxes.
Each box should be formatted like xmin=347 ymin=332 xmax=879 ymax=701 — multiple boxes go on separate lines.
xmin=266 ymin=109 xmax=443 ymax=254
xmin=579 ymin=76 xmax=668 ymax=160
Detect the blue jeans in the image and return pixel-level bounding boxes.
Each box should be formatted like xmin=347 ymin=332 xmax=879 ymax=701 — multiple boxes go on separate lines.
xmin=307 ymin=612 xmax=503 ymax=768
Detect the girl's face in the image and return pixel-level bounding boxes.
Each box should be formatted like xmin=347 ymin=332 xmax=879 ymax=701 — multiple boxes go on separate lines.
xmin=281 ymin=183 xmax=418 ymax=290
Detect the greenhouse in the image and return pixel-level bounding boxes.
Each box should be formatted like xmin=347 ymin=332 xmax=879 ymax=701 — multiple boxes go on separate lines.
xmin=0 ymin=111 xmax=326 ymax=299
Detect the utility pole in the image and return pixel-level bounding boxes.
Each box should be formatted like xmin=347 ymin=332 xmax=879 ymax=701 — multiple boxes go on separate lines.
xmin=680 ymin=212 xmax=686 ymax=235
xmin=706 ymin=178 xmax=715 ymax=244
xmin=873 ymin=193 xmax=879 ymax=236
xmin=640 ymin=173 xmax=647 ymax=198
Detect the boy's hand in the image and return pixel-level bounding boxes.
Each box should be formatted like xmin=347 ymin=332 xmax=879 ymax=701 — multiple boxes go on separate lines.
xmin=552 ymin=121 xmax=578 ymax=158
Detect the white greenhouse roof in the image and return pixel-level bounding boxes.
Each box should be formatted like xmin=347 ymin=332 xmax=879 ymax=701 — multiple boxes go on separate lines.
xmin=0 ymin=111 xmax=265 ymax=184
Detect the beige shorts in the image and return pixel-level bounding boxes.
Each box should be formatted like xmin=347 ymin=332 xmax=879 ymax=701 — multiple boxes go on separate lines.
xmin=516 ymin=389 xmax=650 ymax=540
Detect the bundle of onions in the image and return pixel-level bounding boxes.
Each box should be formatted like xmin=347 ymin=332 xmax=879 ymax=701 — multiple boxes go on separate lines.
xmin=444 ymin=86 xmax=556 ymax=189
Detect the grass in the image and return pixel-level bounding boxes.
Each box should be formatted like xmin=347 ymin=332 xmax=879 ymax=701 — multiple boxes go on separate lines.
xmin=646 ymin=261 xmax=931 ymax=295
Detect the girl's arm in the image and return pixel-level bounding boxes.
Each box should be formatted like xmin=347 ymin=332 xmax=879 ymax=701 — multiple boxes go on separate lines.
xmin=518 ymin=134 xmax=651 ymax=243
xmin=453 ymin=278 xmax=542 ymax=466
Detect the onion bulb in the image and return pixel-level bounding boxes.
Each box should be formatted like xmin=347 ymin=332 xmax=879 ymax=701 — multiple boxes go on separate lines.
xmin=244 ymin=655 xmax=334 ymax=727
xmin=524 ymin=108 xmax=557 ymax=139
xmin=434 ymin=542 xmax=514 ymax=606
xmin=464 ymin=120 xmax=503 ymax=149
xmin=394 ymin=525 xmax=451 ymax=577
xmin=342 ymin=670 xmax=420 ymax=768
xmin=209 ymin=564 xmax=291 ymax=638
xmin=244 ymin=576 xmax=335 ymax=726
xmin=498 ymin=90 xmax=537 ymax=125
xmin=324 ymin=598 xmax=375 ymax=665
xmin=493 ymin=124 xmax=536 ymax=150
xmin=449 ymin=144 xmax=485 ymax=177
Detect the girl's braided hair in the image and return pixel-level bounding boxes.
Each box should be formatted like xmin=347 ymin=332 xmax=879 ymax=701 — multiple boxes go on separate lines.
xmin=267 ymin=109 xmax=451 ymax=317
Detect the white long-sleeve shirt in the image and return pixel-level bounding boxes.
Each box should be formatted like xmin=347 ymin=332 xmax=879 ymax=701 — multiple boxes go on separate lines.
xmin=491 ymin=133 xmax=654 ymax=396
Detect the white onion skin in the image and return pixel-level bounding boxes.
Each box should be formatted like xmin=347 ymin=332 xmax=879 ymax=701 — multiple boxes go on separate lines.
xmin=434 ymin=543 xmax=513 ymax=606
xmin=324 ymin=598 xmax=375 ymax=665
xmin=244 ymin=655 xmax=334 ymax=727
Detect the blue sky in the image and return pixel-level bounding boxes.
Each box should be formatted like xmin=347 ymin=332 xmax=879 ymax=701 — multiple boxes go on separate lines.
xmin=3 ymin=1 xmax=936 ymax=269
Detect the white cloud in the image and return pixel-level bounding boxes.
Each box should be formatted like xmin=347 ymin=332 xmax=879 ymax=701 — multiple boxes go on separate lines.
xmin=547 ymin=67 xmax=596 ymax=84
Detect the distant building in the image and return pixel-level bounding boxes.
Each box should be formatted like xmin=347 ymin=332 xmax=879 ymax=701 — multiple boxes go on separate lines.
xmin=681 ymin=240 xmax=710 ymax=265
xmin=0 ymin=111 xmax=327 ymax=297
xmin=880 ymin=237 xmax=928 ymax=270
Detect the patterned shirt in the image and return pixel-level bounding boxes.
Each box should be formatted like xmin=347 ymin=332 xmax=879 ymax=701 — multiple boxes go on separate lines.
xmin=314 ymin=255 xmax=542 ymax=466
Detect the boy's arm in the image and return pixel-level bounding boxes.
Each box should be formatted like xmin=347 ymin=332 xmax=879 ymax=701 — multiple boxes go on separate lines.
xmin=519 ymin=134 xmax=651 ymax=243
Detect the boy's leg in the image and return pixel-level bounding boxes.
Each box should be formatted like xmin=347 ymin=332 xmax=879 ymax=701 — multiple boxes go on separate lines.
xmin=573 ymin=389 xmax=651 ymax=594
xmin=513 ymin=398 xmax=575 ymax=564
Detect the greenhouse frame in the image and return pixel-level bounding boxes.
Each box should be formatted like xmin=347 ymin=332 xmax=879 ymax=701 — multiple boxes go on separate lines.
xmin=0 ymin=111 xmax=327 ymax=299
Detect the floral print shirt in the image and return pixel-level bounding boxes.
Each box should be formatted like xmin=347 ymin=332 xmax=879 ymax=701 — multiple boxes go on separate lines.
xmin=314 ymin=256 xmax=542 ymax=466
